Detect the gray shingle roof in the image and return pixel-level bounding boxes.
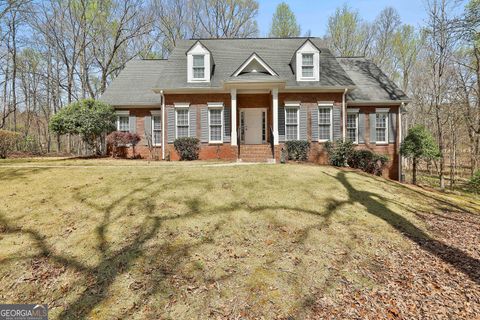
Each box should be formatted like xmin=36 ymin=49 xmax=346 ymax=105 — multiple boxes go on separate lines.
xmin=337 ymin=57 xmax=410 ymax=102
xmin=100 ymin=59 xmax=166 ymax=106
xmin=155 ymin=38 xmax=355 ymax=89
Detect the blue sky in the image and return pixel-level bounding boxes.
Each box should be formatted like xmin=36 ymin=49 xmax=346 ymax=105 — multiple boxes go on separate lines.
xmin=256 ymin=0 xmax=468 ymax=37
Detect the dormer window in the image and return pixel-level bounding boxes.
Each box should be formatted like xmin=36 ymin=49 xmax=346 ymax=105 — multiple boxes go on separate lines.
xmin=295 ymin=40 xmax=320 ymax=82
xmin=193 ymin=55 xmax=205 ymax=79
xmin=187 ymin=41 xmax=211 ymax=83
xmin=301 ymin=54 xmax=314 ymax=78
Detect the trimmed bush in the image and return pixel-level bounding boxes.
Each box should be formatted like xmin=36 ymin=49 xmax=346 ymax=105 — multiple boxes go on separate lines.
xmin=174 ymin=137 xmax=200 ymax=160
xmin=0 ymin=130 xmax=20 ymax=159
xmin=468 ymin=171 xmax=480 ymax=193
xmin=107 ymin=131 xmax=141 ymax=158
xmin=325 ymin=140 xmax=354 ymax=167
xmin=285 ymin=140 xmax=310 ymax=161
xmin=348 ymin=149 xmax=389 ymax=176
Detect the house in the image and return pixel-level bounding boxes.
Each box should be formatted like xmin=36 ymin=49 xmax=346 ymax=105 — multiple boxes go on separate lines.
xmin=100 ymin=37 xmax=410 ymax=180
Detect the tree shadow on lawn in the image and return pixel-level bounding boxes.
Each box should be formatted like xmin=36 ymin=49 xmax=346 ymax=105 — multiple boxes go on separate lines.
xmin=331 ymin=171 xmax=480 ymax=285
xmin=0 ymin=177 xmax=348 ymax=319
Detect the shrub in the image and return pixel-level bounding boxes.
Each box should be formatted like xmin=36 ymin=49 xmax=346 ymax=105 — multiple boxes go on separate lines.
xmin=0 ymin=130 xmax=20 ymax=159
xmin=347 ymin=149 xmax=389 ymax=176
xmin=106 ymin=131 xmax=141 ymax=158
xmin=174 ymin=137 xmax=200 ymax=160
xmin=325 ymin=140 xmax=354 ymax=167
xmin=285 ymin=140 xmax=310 ymax=161
xmin=468 ymin=171 xmax=480 ymax=193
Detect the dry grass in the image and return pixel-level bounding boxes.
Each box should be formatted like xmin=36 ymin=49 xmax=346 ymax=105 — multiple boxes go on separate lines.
xmin=0 ymin=159 xmax=478 ymax=319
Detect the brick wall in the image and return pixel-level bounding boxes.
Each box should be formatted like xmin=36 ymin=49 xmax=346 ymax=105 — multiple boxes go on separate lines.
xmin=114 ymin=94 xmax=400 ymax=180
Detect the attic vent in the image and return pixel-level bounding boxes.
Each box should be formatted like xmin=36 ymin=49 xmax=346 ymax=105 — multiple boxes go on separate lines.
xmin=232 ymin=53 xmax=277 ymax=77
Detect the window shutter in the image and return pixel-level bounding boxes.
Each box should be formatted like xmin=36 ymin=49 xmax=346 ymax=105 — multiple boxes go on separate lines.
xmin=369 ymin=113 xmax=376 ymax=144
xmin=389 ymin=112 xmax=397 ymax=144
xmin=167 ymin=107 xmax=175 ymax=143
xmin=224 ymin=107 xmax=231 ymax=143
xmin=278 ymin=106 xmax=285 ymax=142
xmin=200 ymin=106 xmax=208 ymax=143
xmin=358 ymin=112 xmax=365 ymax=144
xmin=299 ymin=105 xmax=307 ymax=141
xmin=311 ymin=106 xmax=319 ymax=141
xmin=189 ymin=107 xmax=196 ymax=138
xmin=144 ymin=115 xmax=152 ymax=146
xmin=129 ymin=115 xmax=136 ymax=133
xmin=333 ymin=107 xmax=341 ymax=141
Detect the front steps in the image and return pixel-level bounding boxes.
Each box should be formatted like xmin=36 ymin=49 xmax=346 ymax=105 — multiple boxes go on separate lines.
xmin=238 ymin=144 xmax=275 ymax=163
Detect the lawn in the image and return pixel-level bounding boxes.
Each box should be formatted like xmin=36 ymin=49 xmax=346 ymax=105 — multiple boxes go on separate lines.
xmin=0 ymin=158 xmax=479 ymax=319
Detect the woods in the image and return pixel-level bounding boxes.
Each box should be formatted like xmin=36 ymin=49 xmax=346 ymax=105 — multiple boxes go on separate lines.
xmin=0 ymin=0 xmax=479 ymax=188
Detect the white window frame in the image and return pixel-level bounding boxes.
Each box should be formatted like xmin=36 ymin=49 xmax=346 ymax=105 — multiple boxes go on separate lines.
xmin=116 ymin=111 xmax=129 ymax=132
xmin=346 ymin=109 xmax=359 ymax=144
xmin=285 ymin=102 xmax=300 ymax=141
xmin=375 ymin=108 xmax=389 ymax=144
xmin=318 ymin=103 xmax=333 ymax=142
xmin=208 ymin=102 xmax=224 ymax=144
xmin=151 ymin=110 xmax=162 ymax=146
xmin=301 ymin=53 xmax=315 ymax=79
xmin=192 ymin=54 xmax=205 ymax=80
xmin=175 ymin=104 xmax=190 ymax=139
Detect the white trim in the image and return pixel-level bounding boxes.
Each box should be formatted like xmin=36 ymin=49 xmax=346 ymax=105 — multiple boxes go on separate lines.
xmin=318 ymin=105 xmax=333 ymax=142
xmin=272 ymin=88 xmax=279 ymax=145
xmin=150 ymin=110 xmax=162 ymax=116
xmin=285 ymin=106 xmax=300 ymax=141
xmin=347 ymin=108 xmax=359 ymax=113
xmin=175 ymin=108 xmax=190 ymax=138
xmin=232 ymin=53 xmax=277 ymax=77
xmin=375 ymin=111 xmax=389 ymax=144
xmin=318 ymin=101 xmax=334 ymax=106
xmin=208 ymin=107 xmax=224 ymax=144
xmin=231 ymin=88 xmax=237 ymax=146
xmin=115 ymin=110 xmax=129 ymax=116
xmin=284 ymin=101 xmax=301 ymax=107
xmin=174 ymin=102 xmax=190 ymax=109
xmin=207 ymin=102 xmax=224 ymax=108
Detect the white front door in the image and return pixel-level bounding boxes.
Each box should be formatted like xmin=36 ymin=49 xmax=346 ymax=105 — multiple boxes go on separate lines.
xmin=241 ymin=108 xmax=265 ymax=144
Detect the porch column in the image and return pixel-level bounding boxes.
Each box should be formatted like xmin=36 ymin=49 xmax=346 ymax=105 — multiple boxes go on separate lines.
xmin=231 ymin=88 xmax=237 ymax=146
xmin=272 ymin=88 xmax=279 ymax=145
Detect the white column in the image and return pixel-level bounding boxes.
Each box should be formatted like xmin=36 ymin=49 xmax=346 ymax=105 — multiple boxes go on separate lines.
xmin=272 ymin=88 xmax=279 ymax=145
xmin=231 ymin=88 xmax=237 ymax=146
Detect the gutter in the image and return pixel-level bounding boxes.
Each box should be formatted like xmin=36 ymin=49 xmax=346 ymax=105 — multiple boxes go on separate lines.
xmin=160 ymin=90 xmax=165 ymax=160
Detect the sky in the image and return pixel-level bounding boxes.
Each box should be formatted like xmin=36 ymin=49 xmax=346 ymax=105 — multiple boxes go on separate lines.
xmin=256 ymin=0 xmax=468 ymax=37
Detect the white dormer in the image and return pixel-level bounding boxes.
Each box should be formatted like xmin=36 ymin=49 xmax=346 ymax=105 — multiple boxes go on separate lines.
xmin=295 ymin=40 xmax=320 ymax=82
xmin=187 ymin=41 xmax=211 ymax=83
xmin=232 ymin=53 xmax=277 ymax=77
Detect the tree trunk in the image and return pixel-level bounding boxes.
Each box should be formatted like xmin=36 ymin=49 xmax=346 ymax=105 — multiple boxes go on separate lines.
xmin=412 ymin=158 xmax=417 ymax=185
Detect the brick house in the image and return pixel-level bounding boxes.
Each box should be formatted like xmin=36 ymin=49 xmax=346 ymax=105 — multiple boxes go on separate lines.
xmin=100 ymin=38 xmax=409 ymax=180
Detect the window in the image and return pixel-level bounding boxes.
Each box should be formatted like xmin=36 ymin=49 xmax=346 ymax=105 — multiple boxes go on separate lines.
xmin=285 ymin=107 xmax=299 ymax=141
xmin=376 ymin=112 xmax=388 ymax=143
xmin=318 ymin=106 xmax=332 ymax=141
xmin=209 ymin=108 xmax=223 ymax=143
xmin=192 ymin=55 xmax=205 ymax=79
xmin=176 ymin=109 xmax=189 ymax=138
xmin=152 ymin=115 xmax=161 ymax=146
xmin=302 ymin=53 xmax=314 ymax=78
xmin=347 ymin=113 xmax=358 ymax=143
xmin=117 ymin=115 xmax=129 ymax=132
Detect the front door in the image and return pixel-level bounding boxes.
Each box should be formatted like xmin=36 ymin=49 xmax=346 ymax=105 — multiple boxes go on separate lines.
xmin=240 ymin=108 xmax=266 ymax=144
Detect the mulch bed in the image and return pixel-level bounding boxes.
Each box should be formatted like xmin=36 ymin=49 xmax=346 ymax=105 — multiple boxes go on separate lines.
xmin=309 ymin=208 xmax=480 ymax=319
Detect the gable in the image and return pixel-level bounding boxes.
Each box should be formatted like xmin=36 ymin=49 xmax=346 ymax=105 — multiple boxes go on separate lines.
xmin=232 ymin=53 xmax=277 ymax=77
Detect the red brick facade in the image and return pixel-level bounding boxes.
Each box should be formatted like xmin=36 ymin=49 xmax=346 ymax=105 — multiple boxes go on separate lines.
xmin=115 ymin=93 xmax=400 ymax=180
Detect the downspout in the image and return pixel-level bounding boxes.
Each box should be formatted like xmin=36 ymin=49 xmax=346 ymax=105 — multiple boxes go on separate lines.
xmin=342 ymin=88 xmax=348 ymax=142
xmin=160 ymin=90 xmax=165 ymax=160
xmin=398 ymin=102 xmax=404 ymax=182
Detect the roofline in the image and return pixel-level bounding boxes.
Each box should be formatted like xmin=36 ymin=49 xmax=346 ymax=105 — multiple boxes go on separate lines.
xmin=184 ymin=40 xmax=212 ymax=55
xmin=189 ymin=36 xmax=323 ymax=41
xmin=298 ymin=38 xmax=322 ymax=53
xmin=153 ymin=86 xmax=356 ymax=94
xmin=346 ymin=100 xmax=411 ymax=106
